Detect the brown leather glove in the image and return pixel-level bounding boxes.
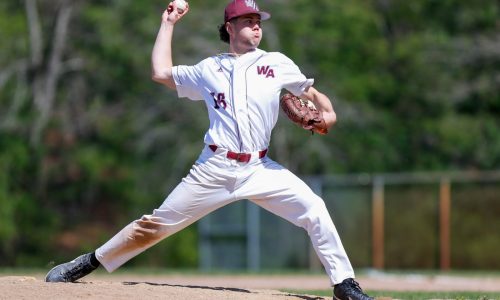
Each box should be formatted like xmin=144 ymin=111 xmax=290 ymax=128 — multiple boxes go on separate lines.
xmin=280 ymin=92 xmax=328 ymax=135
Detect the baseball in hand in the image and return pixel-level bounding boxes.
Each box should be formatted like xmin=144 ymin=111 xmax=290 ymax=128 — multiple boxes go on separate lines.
xmin=175 ymin=0 xmax=187 ymax=13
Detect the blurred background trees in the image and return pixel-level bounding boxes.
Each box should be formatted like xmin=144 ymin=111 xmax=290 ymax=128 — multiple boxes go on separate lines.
xmin=0 ymin=0 xmax=498 ymax=268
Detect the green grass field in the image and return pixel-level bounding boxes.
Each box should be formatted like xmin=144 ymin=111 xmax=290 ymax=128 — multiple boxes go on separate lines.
xmin=287 ymin=289 xmax=500 ymax=300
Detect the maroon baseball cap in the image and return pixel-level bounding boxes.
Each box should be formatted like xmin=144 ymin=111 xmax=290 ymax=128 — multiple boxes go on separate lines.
xmin=224 ymin=0 xmax=271 ymax=22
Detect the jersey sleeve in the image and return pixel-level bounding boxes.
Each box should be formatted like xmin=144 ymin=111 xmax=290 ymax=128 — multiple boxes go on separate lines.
xmin=172 ymin=63 xmax=204 ymax=101
xmin=278 ymin=54 xmax=314 ymax=96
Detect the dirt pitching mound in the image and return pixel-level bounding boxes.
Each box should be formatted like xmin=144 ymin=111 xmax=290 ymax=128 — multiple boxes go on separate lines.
xmin=0 ymin=276 xmax=326 ymax=300
xmin=1 ymin=273 xmax=498 ymax=299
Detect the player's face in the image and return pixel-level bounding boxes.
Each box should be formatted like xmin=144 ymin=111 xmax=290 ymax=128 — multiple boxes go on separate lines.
xmin=228 ymin=14 xmax=262 ymax=52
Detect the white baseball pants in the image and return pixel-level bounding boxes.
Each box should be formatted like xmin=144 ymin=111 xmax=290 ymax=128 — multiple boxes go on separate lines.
xmin=95 ymin=145 xmax=355 ymax=285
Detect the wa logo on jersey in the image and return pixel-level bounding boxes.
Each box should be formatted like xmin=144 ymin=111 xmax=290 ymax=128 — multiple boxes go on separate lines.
xmin=257 ymin=66 xmax=275 ymax=78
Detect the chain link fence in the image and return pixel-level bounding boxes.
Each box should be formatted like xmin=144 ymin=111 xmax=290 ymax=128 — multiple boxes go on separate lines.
xmin=198 ymin=171 xmax=500 ymax=271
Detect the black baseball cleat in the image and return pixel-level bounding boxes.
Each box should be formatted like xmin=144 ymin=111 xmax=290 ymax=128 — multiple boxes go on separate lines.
xmin=45 ymin=253 xmax=99 ymax=282
xmin=333 ymin=278 xmax=373 ymax=300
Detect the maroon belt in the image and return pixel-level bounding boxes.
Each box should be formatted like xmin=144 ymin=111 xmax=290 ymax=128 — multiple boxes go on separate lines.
xmin=209 ymin=145 xmax=267 ymax=163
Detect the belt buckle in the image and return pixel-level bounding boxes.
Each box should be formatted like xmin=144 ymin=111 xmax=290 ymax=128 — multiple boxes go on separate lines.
xmin=237 ymin=153 xmax=251 ymax=163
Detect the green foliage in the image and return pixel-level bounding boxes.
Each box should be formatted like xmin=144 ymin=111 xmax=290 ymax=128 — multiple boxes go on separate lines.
xmin=0 ymin=2 xmax=28 ymax=65
xmin=0 ymin=137 xmax=29 ymax=260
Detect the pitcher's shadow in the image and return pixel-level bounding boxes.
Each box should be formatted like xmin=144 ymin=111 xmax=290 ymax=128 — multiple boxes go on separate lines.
xmin=122 ymin=281 xmax=326 ymax=299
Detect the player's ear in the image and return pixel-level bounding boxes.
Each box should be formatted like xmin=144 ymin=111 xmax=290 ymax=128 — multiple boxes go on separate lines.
xmin=225 ymin=21 xmax=233 ymax=36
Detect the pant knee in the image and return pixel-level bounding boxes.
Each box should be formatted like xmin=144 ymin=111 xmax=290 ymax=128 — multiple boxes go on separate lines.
xmin=297 ymin=199 xmax=331 ymax=232
xmin=128 ymin=216 xmax=165 ymax=247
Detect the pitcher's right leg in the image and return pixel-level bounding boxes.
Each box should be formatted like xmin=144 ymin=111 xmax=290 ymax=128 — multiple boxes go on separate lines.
xmin=96 ymin=175 xmax=233 ymax=272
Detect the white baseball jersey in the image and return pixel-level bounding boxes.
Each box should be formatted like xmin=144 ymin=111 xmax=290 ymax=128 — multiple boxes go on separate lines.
xmin=172 ymin=48 xmax=314 ymax=153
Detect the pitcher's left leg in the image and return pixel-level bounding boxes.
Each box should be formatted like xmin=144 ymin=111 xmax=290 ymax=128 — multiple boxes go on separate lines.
xmin=239 ymin=160 xmax=354 ymax=286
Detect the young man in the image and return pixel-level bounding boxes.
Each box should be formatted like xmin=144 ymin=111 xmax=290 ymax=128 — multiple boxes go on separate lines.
xmin=45 ymin=1 xmax=373 ymax=299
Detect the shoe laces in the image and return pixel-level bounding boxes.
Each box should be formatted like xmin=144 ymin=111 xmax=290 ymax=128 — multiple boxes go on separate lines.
xmin=343 ymin=278 xmax=369 ymax=297
xmin=349 ymin=279 xmax=363 ymax=292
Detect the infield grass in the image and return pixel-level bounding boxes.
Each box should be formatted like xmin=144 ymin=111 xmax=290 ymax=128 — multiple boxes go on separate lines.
xmin=286 ymin=289 xmax=500 ymax=300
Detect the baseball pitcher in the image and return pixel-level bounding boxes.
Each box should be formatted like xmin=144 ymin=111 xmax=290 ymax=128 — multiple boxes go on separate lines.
xmin=45 ymin=1 xmax=373 ymax=299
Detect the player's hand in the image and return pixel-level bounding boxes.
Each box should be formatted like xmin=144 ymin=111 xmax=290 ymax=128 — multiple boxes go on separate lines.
xmin=162 ymin=1 xmax=189 ymax=24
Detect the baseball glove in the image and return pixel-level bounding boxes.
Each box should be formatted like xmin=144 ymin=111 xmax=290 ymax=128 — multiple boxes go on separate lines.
xmin=280 ymin=92 xmax=328 ymax=135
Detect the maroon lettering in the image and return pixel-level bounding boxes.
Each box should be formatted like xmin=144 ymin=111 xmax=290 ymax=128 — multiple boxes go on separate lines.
xmin=210 ymin=92 xmax=227 ymax=110
xmin=257 ymin=65 xmax=270 ymax=75
xmin=266 ymin=69 xmax=275 ymax=78
xmin=257 ymin=65 xmax=275 ymax=78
